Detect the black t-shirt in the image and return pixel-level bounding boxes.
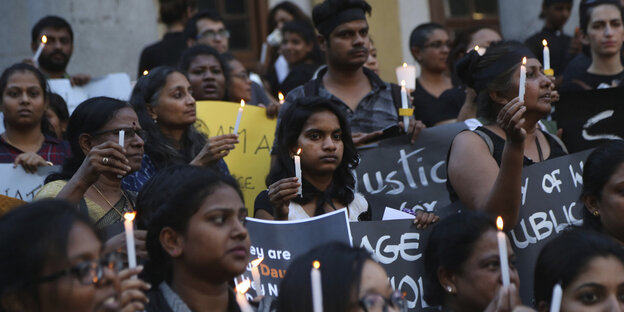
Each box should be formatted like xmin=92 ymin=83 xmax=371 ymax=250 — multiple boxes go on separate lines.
xmin=524 ymin=27 xmax=574 ymax=76
xmin=279 ymin=63 xmax=320 ymax=95
xmin=138 ymin=32 xmax=188 ymax=78
xmin=561 ymin=68 xmax=624 ymax=92
xmin=411 ymin=79 xmax=466 ymax=127
xmin=254 ymin=189 xmax=274 ymax=217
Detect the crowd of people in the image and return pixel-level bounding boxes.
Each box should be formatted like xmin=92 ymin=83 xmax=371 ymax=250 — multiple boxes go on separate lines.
xmin=1 ymin=0 xmax=624 ymax=311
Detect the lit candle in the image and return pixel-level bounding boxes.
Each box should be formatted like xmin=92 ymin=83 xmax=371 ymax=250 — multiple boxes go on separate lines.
xmin=549 ymin=283 xmax=562 ymax=312
xmin=395 ymin=62 xmax=416 ymax=90
xmin=474 ymin=45 xmax=486 ymax=56
xmin=496 ymin=217 xmax=510 ymax=287
xmin=233 ymin=99 xmax=245 ymax=134
xmin=542 ymin=40 xmax=553 ymax=76
xmin=117 ymin=130 xmax=125 ymax=179
xmin=311 ymin=261 xmax=323 ymax=312
xmin=142 ymin=70 xmax=149 ymax=76
xmin=278 ymin=92 xmax=285 ymax=105
xmin=518 ymin=57 xmax=527 ymax=102
xmin=235 ymin=280 xmax=254 ymax=312
xmin=250 ymin=257 xmax=264 ymax=296
xmin=400 ymin=80 xmax=409 ymax=133
xmin=33 ymin=35 xmax=47 ymax=64
xmin=294 ymin=148 xmax=302 ymax=196
xmin=124 ymin=212 xmax=137 ymax=269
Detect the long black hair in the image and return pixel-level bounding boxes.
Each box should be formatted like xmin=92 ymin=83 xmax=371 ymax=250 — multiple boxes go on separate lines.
xmin=581 ymin=140 xmax=624 ymax=232
xmin=278 ymin=242 xmax=372 ymax=312
xmin=268 ymin=1 xmax=311 ymax=32
xmin=0 ymin=199 xmax=97 ymax=311
xmin=268 ymin=97 xmax=359 ymax=216
xmin=46 ymin=97 xmax=130 ymax=182
xmin=282 ymin=20 xmax=324 ymax=65
xmin=0 ymin=63 xmax=54 ymax=137
xmin=130 ymin=66 xmax=207 ymax=169
xmin=143 ymin=165 xmax=243 ymax=285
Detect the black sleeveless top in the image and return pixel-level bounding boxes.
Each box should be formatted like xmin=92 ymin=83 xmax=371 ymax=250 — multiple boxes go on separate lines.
xmin=447 ymin=126 xmax=568 ymax=202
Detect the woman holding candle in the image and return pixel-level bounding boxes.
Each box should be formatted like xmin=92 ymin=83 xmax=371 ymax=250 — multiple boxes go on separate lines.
xmin=0 ymin=199 xmax=150 ymax=312
xmin=278 ymin=242 xmax=405 ymax=312
xmin=122 ymin=66 xmax=237 ymax=192
xmin=447 ymin=40 xmax=567 ymax=229
xmin=141 ymin=165 xmax=271 ymax=312
xmin=0 ymin=63 xmax=70 ymax=172
xmin=534 ymin=229 xmax=624 ymax=311
xmin=424 ymin=211 xmax=525 ymax=312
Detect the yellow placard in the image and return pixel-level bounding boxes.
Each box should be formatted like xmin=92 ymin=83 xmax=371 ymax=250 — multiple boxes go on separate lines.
xmin=196 ymin=101 xmax=276 ymax=216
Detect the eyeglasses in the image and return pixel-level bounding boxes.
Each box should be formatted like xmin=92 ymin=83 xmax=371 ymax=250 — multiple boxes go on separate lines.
xmin=423 ymin=40 xmax=451 ymax=49
xmin=38 ymin=252 xmax=123 ymax=285
xmin=197 ymin=29 xmax=230 ymax=40
xmin=91 ymin=127 xmax=147 ymax=141
xmin=359 ymin=290 xmax=407 ymax=312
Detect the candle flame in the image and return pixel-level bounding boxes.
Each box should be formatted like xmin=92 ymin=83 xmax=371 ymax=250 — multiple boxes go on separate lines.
xmin=142 ymin=70 xmax=149 ymax=76
xmin=251 ymin=257 xmax=264 ymax=267
xmin=496 ymin=216 xmax=504 ymax=231
xmin=236 ymin=280 xmax=251 ymax=294
xmin=240 ymin=99 xmax=245 ymax=108
xmin=124 ymin=211 xmax=136 ymax=221
xmin=41 ymin=35 xmax=47 ymax=44
xmin=474 ymin=45 xmax=480 ymax=51
xmin=522 ymin=57 xmax=527 ymax=65
xmin=278 ymin=92 xmax=284 ymax=102
xmin=312 ymin=260 xmax=320 ymax=269
xmin=296 ymin=148 xmax=302 ymax=156
xmin=400 ymin=80 xmax=406 ymax=87
xmin=542 ymin=39 xmax=548 ymax=47
xmin=402 ymin=62 xmax=407 ymax=68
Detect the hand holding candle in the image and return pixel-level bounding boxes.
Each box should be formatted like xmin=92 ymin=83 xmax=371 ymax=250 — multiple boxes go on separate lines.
xmin=124 ymin=212 xmax=137 ymax=269
xmin=294 ymin=148 xmax=302 ymax=196
xmin=32 ymin=35 xmax=47 ymax=64
xmin=235 ymin=280 xmax=254 ymax=312
xmin=518 ymin=57 xmax=527 ymax=103
xmin=496 ymin=216 xmax=511 ymax=287
xmin=311 ymin=260 xmax=323 ymax=312
xmin=250 ymin=257 xmax=264 ymax=296
xmin=117 ymin=130 xmax=125 ymax=179
xmin=278 ymin=92 xmax=285 ymax=105
xmin=233 ymin=100 xmax=245 ymax=134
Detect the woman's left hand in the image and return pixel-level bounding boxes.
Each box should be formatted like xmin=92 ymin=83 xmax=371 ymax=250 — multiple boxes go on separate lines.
xmin=103 ymin=230 xmax=148 ymax=259
xmin=259 ymin=102 xmax=280 ymax=119
xmin=398 ymin=119 xmax=426 ymax=144
xmin=13 ymin=152 xmax=50 ymax=173
xmin=118 ymin=266 xmax=151 ymax=312
xmin=190 ymin=134 xmax=239 ymax=167
xmin=412 ymin=210 xmax=440 ymax=229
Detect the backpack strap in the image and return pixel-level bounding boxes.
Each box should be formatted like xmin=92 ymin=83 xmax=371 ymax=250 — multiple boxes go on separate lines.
xmin=473 ymin=129 xmax=495 ymax=155
xmin=389 ymin=83 xmax=403 ymax=122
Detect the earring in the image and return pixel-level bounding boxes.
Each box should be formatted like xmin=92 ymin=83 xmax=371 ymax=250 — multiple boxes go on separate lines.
xmin=446 ymin=286 xmax=453 ymax=293
xmin=593 ymin=210 xmax=599 ymax=216
xmin=153 ymin=118 xmax=158 ymax=124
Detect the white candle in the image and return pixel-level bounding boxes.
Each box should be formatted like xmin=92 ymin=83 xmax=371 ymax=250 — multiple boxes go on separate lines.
xmin=124 ymin=212 xmax=137 ymax=269
xmin=32 ymin=35 xmax=47 ymax=64
xmin=496 ymin=217 xmax=510 ymax=287
xmin=518 ymin=57 xmax=527 ymax=102
xmin=235 ymin=280 xmax=254 ymax=312
xmin=549 ymin=283 xmax=562 ymax=312
xmin=278 ymin=92 xmax=285 ymax=105
xmin=260 ymin=42 xmax=268 ymax=64
xmin=395 ymin=62 xmax=416 ymax=90
xmin=311 ymin=261 xmax=323 ymax=312
xmin=233 ymin=100 xmax=245 ymax=134
xmin=250 ymin=257 xmax=264 ymax=296
xmin=473 ymin=45 xmax=486 ymax=56
xmin=400 ymin=80 xmax=409 ymax=133
xmin=542 ymin=40 xmax=550 ymax=71
xmin=294 ymin=148 xmax=302 ymax=196
xmin=117 ymin=130 xmax=125 ymax=179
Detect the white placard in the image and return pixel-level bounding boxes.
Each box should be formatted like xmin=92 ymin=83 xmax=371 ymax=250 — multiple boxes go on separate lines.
xmin=0 ymin=164 xmax=60 ymax=201
xmin=48 ymin=72 xmax=132 ymax=113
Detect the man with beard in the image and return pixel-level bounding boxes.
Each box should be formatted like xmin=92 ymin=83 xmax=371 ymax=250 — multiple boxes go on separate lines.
xmin=274 ymin=0 xmax=425 ymax=149
xmin=30 ymin=16 xmax=90 ymax=86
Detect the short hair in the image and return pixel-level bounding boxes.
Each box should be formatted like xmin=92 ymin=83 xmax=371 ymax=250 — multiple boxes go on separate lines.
xmin=579 ymin=0 xmax=623 ymax=33
xmin=31 ymin=15 xmax=73 ymax=44
xmin=159 ymin=0 xmax=191 ymax=26
xmin=409 ymin=22 xmax=445 ymax=49
xmin=534 ymin=229 xmax=624 ymax=306
xmin=268 ymin=1 xmax=311 ymax=31
xmin=178 ymin=44 xmax=230 ymax=87
xmin=184 ymin=9 xmax=225 ymax=41
xmin=423 ymin=211 xmax=497 ymax=305
xmin=312 ymin=0 xmax=372 ymax=38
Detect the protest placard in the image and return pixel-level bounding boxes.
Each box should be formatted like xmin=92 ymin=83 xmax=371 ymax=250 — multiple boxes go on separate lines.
xmin=0 ymin=164 xmax=59 ymax=201
xmin=241 ymin=209 xmax=351 ymax=298
xmin=196 ymin=101 xmax=276 ymax=215
xmin=555 ymin=87 xmax=624 ymax=153
xmin=48 ymin=72 xmax=132 ymax=113
xmin=354 ymin=122 xmax=467 ymax=220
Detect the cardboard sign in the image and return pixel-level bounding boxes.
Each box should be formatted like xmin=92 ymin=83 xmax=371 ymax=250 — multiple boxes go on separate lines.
xmin=48 ymin=72 xmax=132 ymax=113
xmin=240 ymin=209 xmax=352 ymax=298
xmin=555 ymin=87 xmax=624 ymax=153
xmin=0 ymin=164 xmax=60 ymax=201
xmin=196 ymin=101 xmax=276 ymax=215
xmin=354 ymin=122 xmax=467 ymax=220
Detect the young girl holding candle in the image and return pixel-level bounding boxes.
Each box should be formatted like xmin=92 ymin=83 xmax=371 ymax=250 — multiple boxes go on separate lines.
xmin=424 ymin=211 xmax=525 ymax=312
xmin=448 ymin=40 xmax=567 ymax=230
xmin=534 ymin=229 xmax=624 ymax=311
xmin=141 ymin=165 xmax=266 ymax=312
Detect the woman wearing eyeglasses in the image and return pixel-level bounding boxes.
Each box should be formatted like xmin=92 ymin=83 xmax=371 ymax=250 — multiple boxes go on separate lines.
xmin=0 ymin=199 xmax=150 ymax=312
xmin=278 ymin=242 xmax=405 ymax=312
xmin=36 ymin=97 xmax=146 ymax=255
